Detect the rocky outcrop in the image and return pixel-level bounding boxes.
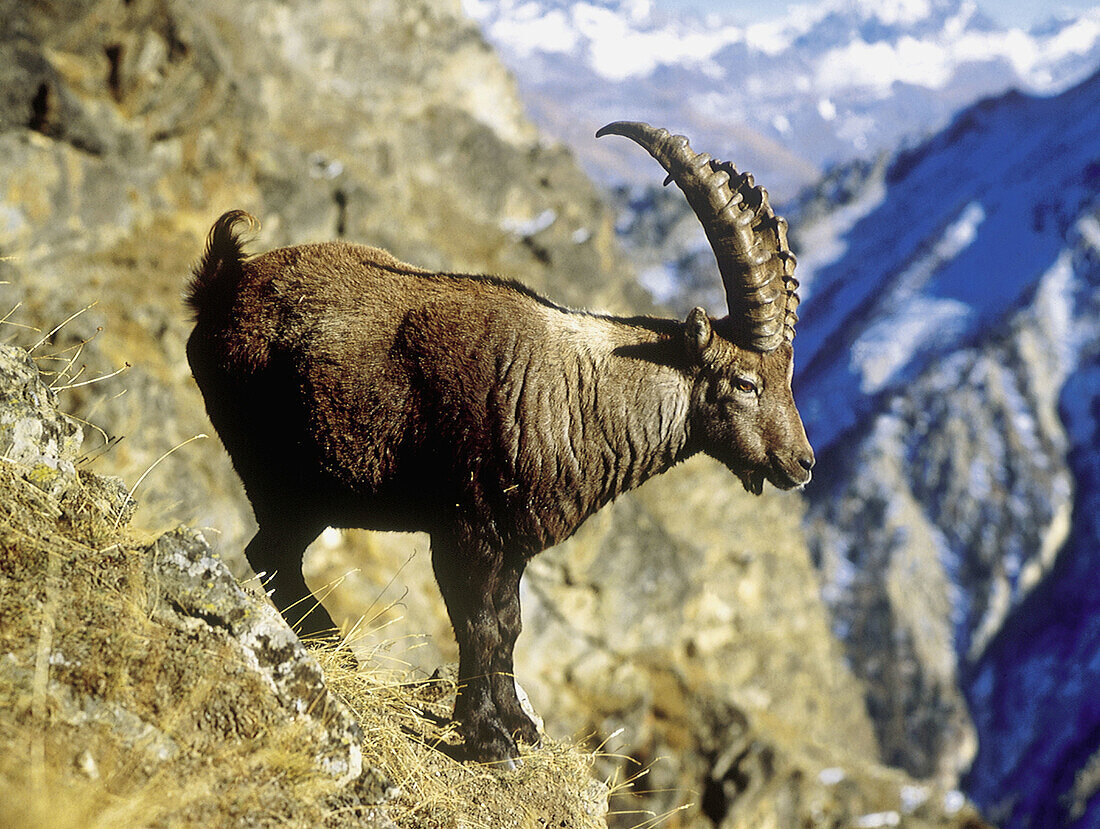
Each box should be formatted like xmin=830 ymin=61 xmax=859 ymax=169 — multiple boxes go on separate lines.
xmin=0 ymin=343 xmax=387 ymax=825
xmin=0 ymin=341 xmax=615 ymax=827
xmin=2 ymin=343 xmax=365 ymax=786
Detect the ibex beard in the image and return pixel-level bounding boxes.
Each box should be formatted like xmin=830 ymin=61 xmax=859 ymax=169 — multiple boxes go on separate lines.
xmin=185 ymin=122 xmax=814 ymax=767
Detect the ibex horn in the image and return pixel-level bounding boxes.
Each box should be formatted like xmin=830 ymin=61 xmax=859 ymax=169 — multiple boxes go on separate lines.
xmin=596 ymin=121 xmax=799 ymax=352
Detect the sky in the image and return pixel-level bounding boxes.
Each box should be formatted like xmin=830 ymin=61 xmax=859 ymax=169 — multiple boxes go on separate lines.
xmin=655 ymin=0 xmax=1100 ymax=28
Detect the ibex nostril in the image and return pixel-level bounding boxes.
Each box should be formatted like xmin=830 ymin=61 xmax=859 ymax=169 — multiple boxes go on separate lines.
xmin=799 ymin=455 xmax=815 ymax=471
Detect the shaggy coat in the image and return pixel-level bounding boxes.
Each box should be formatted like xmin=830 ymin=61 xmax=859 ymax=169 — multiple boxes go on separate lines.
xmin=186 ymin=124 xmax=814 ymax=766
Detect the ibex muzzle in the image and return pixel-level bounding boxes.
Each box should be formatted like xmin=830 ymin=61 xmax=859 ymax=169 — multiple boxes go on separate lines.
xmin=185 ymin=122 xmax=813 ymax=766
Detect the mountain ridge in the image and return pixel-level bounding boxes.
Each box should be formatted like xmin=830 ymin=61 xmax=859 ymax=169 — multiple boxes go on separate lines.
xmin=464 ymin=0 xmax=1100 ymax=200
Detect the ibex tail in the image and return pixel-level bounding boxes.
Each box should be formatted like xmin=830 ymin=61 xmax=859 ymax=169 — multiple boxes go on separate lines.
xmin=186 ymin=210 xmax=257 ymax=322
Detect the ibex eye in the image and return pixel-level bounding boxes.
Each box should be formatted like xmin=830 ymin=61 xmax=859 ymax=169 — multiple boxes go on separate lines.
xmin=734 ymin=378 xmax=757 ymax=394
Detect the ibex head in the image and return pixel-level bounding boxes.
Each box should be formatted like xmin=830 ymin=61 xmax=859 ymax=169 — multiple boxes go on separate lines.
xmin=598 ymin=121 xmax=814 ymax=494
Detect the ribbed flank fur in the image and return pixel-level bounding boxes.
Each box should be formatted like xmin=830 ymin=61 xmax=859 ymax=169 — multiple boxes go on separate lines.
xmin=186 ymin=210 xmax=257 ymax=321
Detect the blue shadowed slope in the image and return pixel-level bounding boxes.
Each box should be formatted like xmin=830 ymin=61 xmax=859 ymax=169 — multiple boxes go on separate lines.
xmin=793 ymin=69 xmax=1100 ymax=826
xmin=795 ymin=73 xmax=1100 ymax=453
xmin=964 ymin=364 xmax=1100 ymax=827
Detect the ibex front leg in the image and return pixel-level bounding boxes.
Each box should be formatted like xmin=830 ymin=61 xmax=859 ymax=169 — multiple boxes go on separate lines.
xmin=490 ymin=552 xmax=540 ymax=746
xmin=431 ymin=534 xmax=520 ymax=766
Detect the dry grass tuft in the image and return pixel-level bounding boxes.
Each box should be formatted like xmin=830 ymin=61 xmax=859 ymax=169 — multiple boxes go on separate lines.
xmin=314 ymin=639 xmax=607 ymax=828
xmin=0 ymin=457 xmax=354 ymax=828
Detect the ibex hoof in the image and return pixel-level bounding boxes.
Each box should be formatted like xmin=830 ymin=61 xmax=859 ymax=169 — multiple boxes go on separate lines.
xmin=504 ymin=712 xmax=541 ymax=746
xmin=463 ymin=719 xmax=522 ymax=770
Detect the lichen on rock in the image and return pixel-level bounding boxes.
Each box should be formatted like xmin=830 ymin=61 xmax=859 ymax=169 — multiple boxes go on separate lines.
xmin=0 ymin=343 xmax=83 ymax=485
xmin=146 ymin=524 xmax=365 ymax=784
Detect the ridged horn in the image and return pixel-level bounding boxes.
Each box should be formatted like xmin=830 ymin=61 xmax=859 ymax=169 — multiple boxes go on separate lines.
xmin=596 ymin=121 xmax=799 ymax=352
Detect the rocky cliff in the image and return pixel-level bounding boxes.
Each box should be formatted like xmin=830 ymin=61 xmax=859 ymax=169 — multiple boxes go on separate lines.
xmin=1 ymin=0 xmax=989 ymax=825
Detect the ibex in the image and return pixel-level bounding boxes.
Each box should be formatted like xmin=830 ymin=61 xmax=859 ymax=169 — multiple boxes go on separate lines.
xmin=185 ymin=122 xmax=813 ymax=766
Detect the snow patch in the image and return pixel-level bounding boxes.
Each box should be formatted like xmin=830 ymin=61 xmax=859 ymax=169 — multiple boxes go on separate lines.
xmin=570 ymin=4 xmax=744 ymax=81
xmin=501 ymin=209 xmax=557 ymax=236
xmin=865 ymin=0 xmax=932 ymax=27
xmin=1078 ymin=213 xmax=1100 ymax=253
xmin=850 ymin=297 xmax=971 ymax=394
xmin=855 ymin=811 xmax=901 ymax=828
xmin=744 ymin=19 xmax=798 ymax=55
xmin=812 ymin=20 xmax=1100 ymax=96
xmin=1030 ymin=252 xmax=1082 ymax=375
xmin=1047 ymin=16 xmax=1100 ymax=62
xmin=795 ymin=175 xmax=889 ymax=299
xmin=944 ymin=790 xmax=966 ymax=814
xmin=816 ymin=36 xmax=955 ymax=94
xmin=846 ymin=200 xmax=985 ymax=394
xmin=818 ymin=766 xmax=846 ymax=785
xmin=901 ymin=784 xmax=930 ymax=812
xmin=638 ymin=263 xmax=679 ymax=304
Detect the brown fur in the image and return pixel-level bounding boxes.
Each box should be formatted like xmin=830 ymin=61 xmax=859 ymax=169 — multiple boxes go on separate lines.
xmin=185 ymin=209 xmax=813 ymax=765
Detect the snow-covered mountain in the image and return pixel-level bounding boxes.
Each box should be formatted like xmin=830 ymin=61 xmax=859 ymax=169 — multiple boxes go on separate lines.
xmin=464 ymin=0 xmax=1100 ymax=200
xmin=791 ymin=69 xmax=1100 ymax=825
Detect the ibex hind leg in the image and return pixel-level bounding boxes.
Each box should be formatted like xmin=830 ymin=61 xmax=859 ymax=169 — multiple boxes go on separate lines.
xmin=490 ymin=553 xmax=541 ymax=746
xmin=246 ymin=511 xmax=335 ymax=639
xmin=431 ymin=534 xmax=520 ymax=766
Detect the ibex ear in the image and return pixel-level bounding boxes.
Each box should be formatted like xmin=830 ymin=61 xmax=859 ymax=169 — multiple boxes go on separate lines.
xmin=685 ymin=306 xmax=713 ymax=361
